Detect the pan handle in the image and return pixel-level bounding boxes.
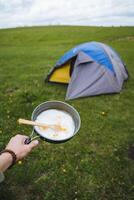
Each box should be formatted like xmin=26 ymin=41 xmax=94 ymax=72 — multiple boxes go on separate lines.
xmin=24 ymin=135 xmax=40 ymax=144
xmin=24 ymin=137 xmax=31 ymax=144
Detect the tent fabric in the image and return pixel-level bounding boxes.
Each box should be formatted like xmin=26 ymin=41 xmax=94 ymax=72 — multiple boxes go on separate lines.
xmin=66 ymin=52 xmax=121 ymax=100
xmin=98 ymin=43 xmax=128 ymax=87
xmin=49 ymin=63 xmax=71 ymax=83
xmin=45 ymin=41 xmax=128 ymax=100
xmin=56 ymin=42 xmax=115 ymax=73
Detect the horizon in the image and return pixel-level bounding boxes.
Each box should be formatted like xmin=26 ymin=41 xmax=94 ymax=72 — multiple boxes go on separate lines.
xmin=0 ymin=24 xmax=134 ymax=31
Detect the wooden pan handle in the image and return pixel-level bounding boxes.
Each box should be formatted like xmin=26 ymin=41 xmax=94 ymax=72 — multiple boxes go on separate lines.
xmin=18 ymin=118 xmax=66 ymax=131
xmin=18 ymin=118 xmax=48 ymax=128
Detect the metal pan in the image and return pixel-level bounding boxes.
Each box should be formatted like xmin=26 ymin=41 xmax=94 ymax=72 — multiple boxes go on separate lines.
xmin=24 ymin=101 xmax=81 ymax=144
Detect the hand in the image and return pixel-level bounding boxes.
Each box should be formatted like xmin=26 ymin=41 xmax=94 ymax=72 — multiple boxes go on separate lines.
xmin=6 ymin=134 xmax=39 ymax=161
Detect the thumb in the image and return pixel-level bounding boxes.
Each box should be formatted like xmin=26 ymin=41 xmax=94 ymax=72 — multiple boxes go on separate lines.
xmin=28 ymin=140 xmax=39 ymax=149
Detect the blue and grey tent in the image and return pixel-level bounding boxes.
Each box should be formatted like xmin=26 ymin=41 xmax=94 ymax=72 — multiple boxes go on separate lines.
xmin=45 ymin=42 xmax=128 ymax=100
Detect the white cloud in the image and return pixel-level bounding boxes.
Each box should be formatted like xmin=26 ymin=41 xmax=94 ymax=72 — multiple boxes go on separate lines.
xmin=0 ymin=0 xmax=134 ymax=28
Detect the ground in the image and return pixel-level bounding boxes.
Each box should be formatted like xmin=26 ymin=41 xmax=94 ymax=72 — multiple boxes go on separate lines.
xmin=0 ymin=26 xmax=134 ymax=200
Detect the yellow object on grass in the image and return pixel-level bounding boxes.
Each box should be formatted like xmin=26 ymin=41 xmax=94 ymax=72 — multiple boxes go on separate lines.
xmin=50 ymin=63 xmax=71 ymax=83
xmin=18 ymin=160 xmax=22 ymax=165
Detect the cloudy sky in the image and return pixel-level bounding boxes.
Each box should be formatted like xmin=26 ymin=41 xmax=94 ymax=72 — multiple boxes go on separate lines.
xmin=0 ymin=0 xmax=134 ymax=28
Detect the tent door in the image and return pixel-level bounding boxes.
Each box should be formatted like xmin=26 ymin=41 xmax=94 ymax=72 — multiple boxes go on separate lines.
xmin=49 ymin=63 xmax=71 ymax=83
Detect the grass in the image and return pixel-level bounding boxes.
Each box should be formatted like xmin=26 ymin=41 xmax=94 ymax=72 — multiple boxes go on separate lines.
xmin=0 ymin=25 xmax=134 ymax=200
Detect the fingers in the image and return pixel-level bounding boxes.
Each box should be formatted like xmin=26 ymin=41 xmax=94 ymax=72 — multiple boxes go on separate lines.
xmin=14 ymin=134 xmax=26 ymax=138
xmin=12 ymin=134 xmax=28 ymax=141
xmin=28 ymin=140 xmax=39 ymax=149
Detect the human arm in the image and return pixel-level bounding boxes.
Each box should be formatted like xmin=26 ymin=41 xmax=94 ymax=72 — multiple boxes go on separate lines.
xmin=0 ymin=134 xmax=39 ymax=172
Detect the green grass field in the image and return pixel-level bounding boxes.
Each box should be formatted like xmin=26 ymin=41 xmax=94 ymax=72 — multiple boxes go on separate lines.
xmin=0 ymin=26 xmax=134 ymax=200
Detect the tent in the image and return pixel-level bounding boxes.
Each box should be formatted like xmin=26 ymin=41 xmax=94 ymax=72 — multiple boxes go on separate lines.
xmin=45 ymin=41 xmax=128 ymax=100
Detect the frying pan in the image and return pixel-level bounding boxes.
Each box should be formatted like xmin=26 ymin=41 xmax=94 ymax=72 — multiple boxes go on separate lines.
xmin=24 ymin=101 xmax=81 ymax=144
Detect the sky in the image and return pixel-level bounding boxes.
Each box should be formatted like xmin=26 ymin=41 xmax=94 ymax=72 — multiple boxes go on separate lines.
xmin=0 ymin=0 xmax=134 ymax=29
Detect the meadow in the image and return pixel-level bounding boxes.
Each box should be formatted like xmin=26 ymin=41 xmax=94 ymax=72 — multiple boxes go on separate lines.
xmin=0 ymin=26 xmax=134 ymax=200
